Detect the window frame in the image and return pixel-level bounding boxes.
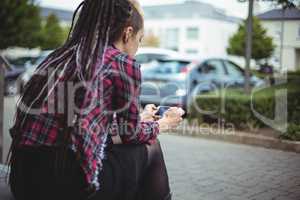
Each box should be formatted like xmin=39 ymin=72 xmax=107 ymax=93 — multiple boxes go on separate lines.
xmin=186 ymin=27 xmax=199 ymax=40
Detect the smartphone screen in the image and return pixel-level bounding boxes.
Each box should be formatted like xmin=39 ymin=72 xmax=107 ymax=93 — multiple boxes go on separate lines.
xmin=155 ymin=106 xmax=171 ymax=117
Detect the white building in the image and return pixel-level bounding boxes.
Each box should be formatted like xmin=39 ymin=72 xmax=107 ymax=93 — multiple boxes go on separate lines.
xmin=143 ymin=0 xmax=241 ymax=58
xmin=257 ymin=7 xmax=300 ymax=71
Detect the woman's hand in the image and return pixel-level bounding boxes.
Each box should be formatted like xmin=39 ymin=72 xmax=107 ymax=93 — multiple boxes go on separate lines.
xmin=140 ymin=104 xmax=160 ymax=122
xmin=157 ymin=107 xmax=184 ymax=131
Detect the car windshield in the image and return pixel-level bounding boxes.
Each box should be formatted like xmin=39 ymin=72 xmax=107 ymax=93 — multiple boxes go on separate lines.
xmin=136 ymin=53 xmax=168 ymax=64
xmin=27 ymin=52 xmax=52 ymax=72
xmin=146 ymin=60 xmax=191 ymax=74
xmin=8 ymin=57 xmax=38 ymax=68
xmin=0 ymin=56 xmax=13 ymax=72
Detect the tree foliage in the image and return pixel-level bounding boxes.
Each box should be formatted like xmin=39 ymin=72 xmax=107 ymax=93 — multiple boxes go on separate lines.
xmin=227 ymin=17 xmax=275 ymax=61
xmin=41 ymin=14 xmax=66 ymax=50
xmin=275 ymin=0 xmax=299 ymax=8
xmin=142 ymin=33 xmax=160 ymax=47
xmin=0 ymin=0 xmax=43 ymax=50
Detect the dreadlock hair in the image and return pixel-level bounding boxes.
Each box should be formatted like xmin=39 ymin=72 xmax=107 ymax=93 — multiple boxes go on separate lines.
xmin=6 ymin=0 xmax=144 ymax=183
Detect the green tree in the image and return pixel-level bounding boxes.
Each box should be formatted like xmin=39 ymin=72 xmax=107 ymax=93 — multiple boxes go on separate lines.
xmin=0 ymin=0 xmax=43 ymax=49
xmin=275 ymin=0 xmax=299 ymax=8
xmin=227 ymin=17 xmax=275 ymax=61
xmin=41 ymin=14 xmax=66 ymax=50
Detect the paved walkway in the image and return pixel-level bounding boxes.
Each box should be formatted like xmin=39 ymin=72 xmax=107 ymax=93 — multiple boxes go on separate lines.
xmin=159 ymin=134 xmax=300 ymax=200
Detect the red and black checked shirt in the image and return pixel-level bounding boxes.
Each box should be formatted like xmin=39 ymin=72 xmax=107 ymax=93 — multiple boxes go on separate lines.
xmin=10 ymin=45 xmax=160 ymax=192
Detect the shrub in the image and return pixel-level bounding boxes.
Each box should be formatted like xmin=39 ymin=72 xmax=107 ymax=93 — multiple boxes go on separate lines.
xmin=280 ymin=123 xmax=300 ymax=141
xmin=188 ymin=81 xmax=300 ymax=141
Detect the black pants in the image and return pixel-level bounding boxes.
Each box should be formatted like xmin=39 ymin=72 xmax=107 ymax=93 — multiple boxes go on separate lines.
xmin=9 ymin=139 xmax=171 ymax=200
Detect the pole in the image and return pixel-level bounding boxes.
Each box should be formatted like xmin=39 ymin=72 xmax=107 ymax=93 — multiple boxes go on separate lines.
xmin=279 ymin=8 xmax=285 ymax=73
xmin=245 ymin=0 xmax=254 ymax=94
xmin=0 ymin=57 xmax=4 ymax=164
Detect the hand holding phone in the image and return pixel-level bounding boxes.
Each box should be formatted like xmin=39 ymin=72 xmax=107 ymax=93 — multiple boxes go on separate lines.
xmin=155 ymin=106 xmax=185 ymax=117
xmin=157 ymin=106 xmax=185 ymax=131
xmin=155 ymin=106 xmax=171 ymax=117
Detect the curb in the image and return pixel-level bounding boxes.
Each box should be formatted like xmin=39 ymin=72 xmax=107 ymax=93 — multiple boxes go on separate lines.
xmin=170 ymin=126 xmax=300 ymax=153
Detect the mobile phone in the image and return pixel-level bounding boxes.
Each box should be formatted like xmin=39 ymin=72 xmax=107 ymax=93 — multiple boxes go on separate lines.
xmin=154 ymin=106 xmax=171 ymax=117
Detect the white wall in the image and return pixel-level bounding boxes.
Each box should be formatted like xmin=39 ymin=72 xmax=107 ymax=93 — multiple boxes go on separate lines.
xmin=261 ymin=20 xmax=300 ymax=71
xmin=144 ymin=17 xmax=239 ymax=58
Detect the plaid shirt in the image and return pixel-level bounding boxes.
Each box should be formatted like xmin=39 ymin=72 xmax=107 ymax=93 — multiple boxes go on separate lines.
xmin=10 ymin=45 xmax=160 ymax=193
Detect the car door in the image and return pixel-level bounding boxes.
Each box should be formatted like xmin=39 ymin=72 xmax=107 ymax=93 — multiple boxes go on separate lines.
xmin=189 ymin=59 xmax=227 ymax=95
xmin=223 ymin=60 xmax=245 ymax=88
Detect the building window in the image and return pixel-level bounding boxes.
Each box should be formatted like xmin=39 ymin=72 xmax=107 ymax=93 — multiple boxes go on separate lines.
xmin=186 ymin=49 xmax=198 ymax=54
xmin=165 ymin=28 xmax=179 ymax=51
xmin=275 ymin=30 xmax=281 ymax=40
xmin=186 ymin=27 xmax=199 ymax=40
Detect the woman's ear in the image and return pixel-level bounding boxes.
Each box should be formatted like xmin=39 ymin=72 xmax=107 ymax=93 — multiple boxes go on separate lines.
xmin=123 ymin=26 xmax=134 ymax=43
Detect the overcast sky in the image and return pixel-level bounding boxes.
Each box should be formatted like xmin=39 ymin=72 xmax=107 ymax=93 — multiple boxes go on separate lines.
xmin=38 ymin=0 xmax=275 ymax=19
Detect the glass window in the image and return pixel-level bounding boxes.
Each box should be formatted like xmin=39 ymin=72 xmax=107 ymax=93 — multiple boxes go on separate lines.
xmin=187 ymin=27 xmax=199 ymax=40
xmin=136 ymin=54 xmax=167 ymax=64
xmin=200 ymin=60 xmax=225 ymax=75
xmin=154 ymin=60 xmax=191 ymax=74
xmin=224 ymin=61 xmax=244 ymax=77
xmin=186 ymin=49 xmax=198 ymax=54
xmin=165 ymin=28 xmax=179 ymax=51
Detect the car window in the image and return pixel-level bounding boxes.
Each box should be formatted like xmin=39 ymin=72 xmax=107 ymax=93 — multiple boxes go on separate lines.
xmin=154 ymin=60 xmax=190 ymax=74
xmin=200 ymin=60 xmax=225 ymax=75
xmin=0 ymin=56 xmax=12 ymax=73
xmin=8 ymin=57 xmax=37 ymax=67
xmin=136 ymin=53 xmax=167 ymax=64
xmin=224 ymin=61 xmax=244 ymax=77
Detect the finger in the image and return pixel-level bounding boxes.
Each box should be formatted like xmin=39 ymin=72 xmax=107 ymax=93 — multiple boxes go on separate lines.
xmin=169 ymin=107 xmax=178 ymax=111
xmin=145 ymin=104 xmax=152 ymax=109
xmin=153 ymin=115 xmax=161 ymax=120
xmin=179 ymin=117 xmax=183 ymax=123
xmin=149 ymin=104 xmax=157 ymax=109
xmin=146 ymin=104 xmax=158 ymax=112
xmin=178 ymin=108 xmax=185 ymax=116
xmin=174 ymin=117 xmax=183 ymax=124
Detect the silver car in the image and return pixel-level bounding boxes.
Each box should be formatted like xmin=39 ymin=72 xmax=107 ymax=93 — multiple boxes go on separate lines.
xmin=19 ymin=50 xmax=53 ymax=92
xmin=140 ymin=57 xmax=265 ymax=112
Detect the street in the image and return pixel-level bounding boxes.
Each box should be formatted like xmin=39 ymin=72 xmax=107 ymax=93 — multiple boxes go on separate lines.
xmin=2 ymin=96 xmax=300 ymax=200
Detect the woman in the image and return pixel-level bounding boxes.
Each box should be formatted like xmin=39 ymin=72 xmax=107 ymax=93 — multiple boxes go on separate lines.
xmin=7 ymin=0 xmax=183 ymax=200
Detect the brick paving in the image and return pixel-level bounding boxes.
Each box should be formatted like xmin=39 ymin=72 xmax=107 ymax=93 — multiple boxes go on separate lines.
xmin=160 ymin=134 xmax=300 ymax=200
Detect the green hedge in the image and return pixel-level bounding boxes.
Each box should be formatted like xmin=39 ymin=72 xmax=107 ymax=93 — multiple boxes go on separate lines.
xmin=188 ymin=81 xmax=300 ymax=141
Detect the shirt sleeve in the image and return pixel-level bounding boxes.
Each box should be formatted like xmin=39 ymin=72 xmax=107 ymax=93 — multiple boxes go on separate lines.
xmin=111 ymin=54 xmax=160 ymax=144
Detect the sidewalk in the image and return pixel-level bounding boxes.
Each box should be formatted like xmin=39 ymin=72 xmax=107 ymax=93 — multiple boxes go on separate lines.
xmin=160 ymin=134 xmax=300 ymax=200
xmin=170 ymin=120 xmax=300 ymax=153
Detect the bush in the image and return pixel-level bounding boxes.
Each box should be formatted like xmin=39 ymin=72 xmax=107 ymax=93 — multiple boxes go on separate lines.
xmin=280 ymin=123 xmax=300 ymax=141
xmin=188 ymin=82 xmax=300 ymax=141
